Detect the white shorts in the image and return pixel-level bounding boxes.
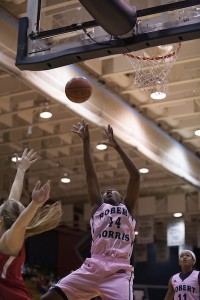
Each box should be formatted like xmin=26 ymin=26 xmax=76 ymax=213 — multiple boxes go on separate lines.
xmin=54 ymin=255 xmax=134 ymax=300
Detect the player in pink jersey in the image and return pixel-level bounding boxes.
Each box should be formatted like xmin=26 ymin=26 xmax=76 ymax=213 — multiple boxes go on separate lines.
xmin=164 ymin=250 xmax=200 ymax=300
xmin=0 ymin=149 xmax=62 ymax=300
xmin=42 ymin=120 xmax=140 ymax=300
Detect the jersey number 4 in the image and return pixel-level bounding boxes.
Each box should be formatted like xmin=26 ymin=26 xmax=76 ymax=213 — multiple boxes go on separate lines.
xmin=109 ymin=217 xmax=121 ymax=229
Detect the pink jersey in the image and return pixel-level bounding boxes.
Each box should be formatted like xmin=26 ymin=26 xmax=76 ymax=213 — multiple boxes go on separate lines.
xmin=172 ymin=270 xmax=200 ymax=300
xmin=0 ymin=245 xmax=31 ymax=300
xmin=90 ymin=203 xmax=136 ymax=259
xmin=55 ymin=203 xmax=135 ymax=299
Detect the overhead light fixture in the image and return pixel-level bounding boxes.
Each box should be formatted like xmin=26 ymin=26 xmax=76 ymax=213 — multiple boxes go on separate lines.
xmin=150 ymin=82 xmax=166 ymax=100
xmin=173 ymin=212 xmax=182 ymax=218
xmin=151 ymin=91 xmax=166 ymax=100
xmin=194 ymin=129 xmax=200 ymax=136
xmin=96 ymin=144 xmax=107 ymax=150
xmin=40 ymin=102 xmax=52 ymax=119
xmin=61 ymin=173 xmax=71 ymax=184
xmin=40 ymin=109 xmax=52 ymax=119
xmin=11 ymin=156 xmax=22 ymax=162
xmin=139 ymin=167 xmax=149 ymax=174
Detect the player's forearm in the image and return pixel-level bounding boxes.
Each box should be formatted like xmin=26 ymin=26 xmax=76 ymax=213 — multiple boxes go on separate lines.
xmin=0 ymin=201 xmax=40 ymax=255
xmin=83 ymin=139 xmax=96 ymax=176
xmin=13 ymin=201 xmax=40 ymax=229
xmin=115 ymin=143 xmax=140 ymax=179
xmin=8 ymin=168 xmax=26 ymax=201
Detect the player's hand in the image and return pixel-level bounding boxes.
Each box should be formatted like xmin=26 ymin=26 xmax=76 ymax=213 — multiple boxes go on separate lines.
xmin=98 ymin=125 xmax=118 ymax=149
xmin=14 ymin=148 xmax=38 ymax=172
xmin=71 ymin=119 xmax=89 ymax=140
xmin=31 ymin=180 xmax=50 ymax=206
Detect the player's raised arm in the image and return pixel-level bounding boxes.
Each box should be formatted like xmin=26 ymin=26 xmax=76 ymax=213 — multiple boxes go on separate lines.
xmin=72 ymin=120 xmax=102 ymax=211
xmin=0 ymin=180 xmax=50 ymax=256
xmin=99 ymin=124 xmax=140 ymax=214
xmin=9 ymin=148 xmax=38 ymax=202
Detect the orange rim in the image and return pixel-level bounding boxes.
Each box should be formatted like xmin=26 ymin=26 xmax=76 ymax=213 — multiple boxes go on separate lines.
xmin=124 ymin=42 xmax=181 ymax=61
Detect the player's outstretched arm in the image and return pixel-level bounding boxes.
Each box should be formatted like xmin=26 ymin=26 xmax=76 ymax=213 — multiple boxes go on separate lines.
xmin=72 ymin=120 xmax=102 ymax=209
xmin=8 ymin=148 xmax=38 ymax=202
xmin=0 ymin=180 xmax=50 ymax=256
xmin=99 ymin=125 xmax=140 ymax=214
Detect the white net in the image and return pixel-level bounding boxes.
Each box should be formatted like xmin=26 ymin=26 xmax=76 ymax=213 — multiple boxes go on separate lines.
xmin=124 ymin=43 xmax=181 ymax=98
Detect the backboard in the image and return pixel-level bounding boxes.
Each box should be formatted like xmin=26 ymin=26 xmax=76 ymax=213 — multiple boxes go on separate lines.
xmin=15 ymin=0 xmax=200 ymax=71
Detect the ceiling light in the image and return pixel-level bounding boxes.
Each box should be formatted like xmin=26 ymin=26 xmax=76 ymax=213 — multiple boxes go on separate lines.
xmin=40 ymin=102 xmax=52 ymax=119
xmin=139 ymin=167 xmax=149 ymax=174
xmin=194 ymin=129 xmax=200 ymax=136
xmin=61 ymin=177 xmax=70 ymax=183
xmin=96 ymin=144 xmax=107 ymax=150
xmin=151 ymin=91 xmax=166 ymax=100
xmin=173 ymin=212 xmax=182 ymax=218
xmin=40 ymin=110 xmax=52 ymax=119
xmin=61 ymin=173 xmax=71 ymax=183
xmin=11 ymin=156 xmax=22 ymax=162
xmin=150 ymin=82 xmax=166 ymax=100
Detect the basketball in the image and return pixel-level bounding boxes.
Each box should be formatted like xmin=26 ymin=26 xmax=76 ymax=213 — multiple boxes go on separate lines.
xmin=65 ymin=77 xmax=92 ymax=103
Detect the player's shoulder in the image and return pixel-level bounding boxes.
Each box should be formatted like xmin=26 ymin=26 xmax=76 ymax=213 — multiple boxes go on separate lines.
xmin=191 ymin=269 xmax=200 ymax=277
xmin=171 ymin=272 xmax=179 ymax=281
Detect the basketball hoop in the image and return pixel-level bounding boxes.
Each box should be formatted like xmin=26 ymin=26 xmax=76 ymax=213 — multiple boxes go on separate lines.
xmin=124 ymin=43 xmax=181 ymax=99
